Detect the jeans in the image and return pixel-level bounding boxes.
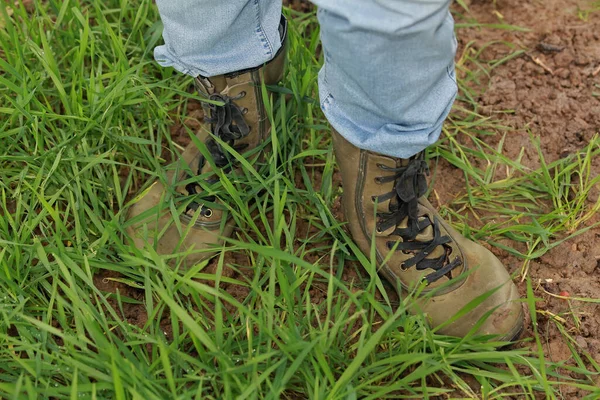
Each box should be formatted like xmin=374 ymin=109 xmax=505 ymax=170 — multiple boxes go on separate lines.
xmin=154 ymin=0 xmax=457 ymax=159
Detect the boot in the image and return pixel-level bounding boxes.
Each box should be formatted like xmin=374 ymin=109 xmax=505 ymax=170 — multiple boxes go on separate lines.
xmin=126 ymin=17 xmax=288 ymax=267
xmin=332 ymin=130 xmax=524 ymax=340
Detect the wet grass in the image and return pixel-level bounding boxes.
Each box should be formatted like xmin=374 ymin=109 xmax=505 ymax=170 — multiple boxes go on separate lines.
xmin=1 ymin=0 xmax=599 ymax=398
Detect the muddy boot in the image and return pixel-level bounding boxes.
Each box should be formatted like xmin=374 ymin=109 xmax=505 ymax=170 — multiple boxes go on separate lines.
xmin=332 ymin=130 xmax=524 ymax=340
xmin=126 ymin=17 xmax=288 ymax=267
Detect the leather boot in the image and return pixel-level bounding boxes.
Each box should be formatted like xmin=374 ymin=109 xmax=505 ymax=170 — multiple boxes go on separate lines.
xmin=126 ymin=17 xmax=288 ymax=267
xmin=332 ymin=130 xmax=524 ymax=340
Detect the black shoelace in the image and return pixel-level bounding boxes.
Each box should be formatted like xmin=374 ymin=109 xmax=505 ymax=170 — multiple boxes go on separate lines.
xmin=184 ymin=92 xmax=250 ymax=218
xmin=373 ymin=154 xmax=461 ymax=283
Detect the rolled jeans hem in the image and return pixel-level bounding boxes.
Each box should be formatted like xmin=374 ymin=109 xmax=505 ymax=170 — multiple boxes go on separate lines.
xmin=154 ymin=46 xmax=203 ymax=77
xmin=320 ymin=77 xmax=457 ymax=159
xmin=154 ymin=0 xmax=282 ymax=78
xmin=155 ymin=0 xmax=457 ymax=157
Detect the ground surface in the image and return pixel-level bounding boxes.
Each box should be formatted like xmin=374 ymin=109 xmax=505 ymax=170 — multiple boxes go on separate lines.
xmin=449 ymin=0 xmax=600 ymax=380
xmin=2 ymin=0 xmax=600 ymax=398
xmin=85 ymin=0 xmax=600 ymax=395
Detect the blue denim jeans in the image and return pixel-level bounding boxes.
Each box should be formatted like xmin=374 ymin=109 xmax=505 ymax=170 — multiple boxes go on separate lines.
xmin=154 ymin=0 xmax=457 ymax=158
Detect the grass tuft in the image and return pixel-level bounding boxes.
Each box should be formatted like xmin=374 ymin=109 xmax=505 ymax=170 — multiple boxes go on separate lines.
xmin=0 ymin=1 xmax=599 ymax=398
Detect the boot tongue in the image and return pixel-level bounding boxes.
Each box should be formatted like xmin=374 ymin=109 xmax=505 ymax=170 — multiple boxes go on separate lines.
xmin=210 ymin=76 xmax=228 ymax=92
xmin=197 ymin=75 xmax=228 ymax=95
xmin=415 ymin=223 xmax=446 ymax=260
xmin=394 ymin=216 xmax=445 ymax=262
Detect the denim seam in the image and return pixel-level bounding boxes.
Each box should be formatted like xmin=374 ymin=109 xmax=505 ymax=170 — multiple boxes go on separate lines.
xmin=157 ymin=45 xmax=202 ymax=77
xmin=321 ymin=92 xmax=334 ymax=111
xmin=253 ymin=0 xmax=274 ymax=58
xmin=446 ymin=63 xmax=456 ymax=83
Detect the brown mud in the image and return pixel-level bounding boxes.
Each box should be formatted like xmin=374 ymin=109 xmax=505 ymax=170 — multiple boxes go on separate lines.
xmin=101 ymin=0 xmax=600 ymax=396
xmin=441 ymin=0 xmax=600 ymax=396
xmin=453 ymin=0 xmax=600 ymax=370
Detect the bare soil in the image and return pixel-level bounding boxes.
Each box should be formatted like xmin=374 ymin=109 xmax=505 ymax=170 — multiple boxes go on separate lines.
xmin=438 ymin=0 xmax=600 ymax=395
xmin=451 ymin=0 xmax=600 ymax=382
xmin=101 ymin=0 xmax=600 ymax=395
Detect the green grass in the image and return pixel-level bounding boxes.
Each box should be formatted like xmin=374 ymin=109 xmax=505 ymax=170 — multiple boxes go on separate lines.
xmin=578 ymin=0 xmax=600 ymax=21
xmin=1 ymin=1 xmax=599 ymax=398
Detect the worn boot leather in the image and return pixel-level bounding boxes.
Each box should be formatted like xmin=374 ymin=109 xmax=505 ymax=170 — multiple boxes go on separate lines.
xmin=332 ymin=130 xmax=523 ymax=340
xmin=126 ymin=17 xmax=288 ymax=267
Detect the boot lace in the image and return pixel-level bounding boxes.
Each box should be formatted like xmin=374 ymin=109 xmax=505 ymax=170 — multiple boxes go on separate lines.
xmin=184 ymin=92 xmax=250 ymax=218
xmin=373 ymin=154 xmax=462 ymax=283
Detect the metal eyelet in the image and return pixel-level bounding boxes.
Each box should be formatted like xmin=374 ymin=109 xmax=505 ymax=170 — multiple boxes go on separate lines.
xmin=202 ymin=208 xmax=213 ymax=218
xmin=242 ymin=108 xmax=248 ymax=114
xmin=371 ymin=195 xmax=377 ymax=203
xmin=374 ymin=177 xmax=383 ymax=184
xmin=239 ymin=91 xmax=246 ymax=98
xmin=400 ymin=263 xmax=408 ymax=271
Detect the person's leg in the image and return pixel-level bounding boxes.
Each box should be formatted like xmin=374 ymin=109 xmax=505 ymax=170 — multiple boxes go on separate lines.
xmin=127 ymin=1 xmax=287 ymax=266
xmin=314 ymin=0 xmax=523 ymax=340
xmin=154 ymin=0 xmax=283 ymax=77
xmin=313 ymin=0 xmax=457 ymax=159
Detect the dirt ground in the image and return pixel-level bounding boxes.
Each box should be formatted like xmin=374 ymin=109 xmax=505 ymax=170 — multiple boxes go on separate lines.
xmin=440 ymin=0 xmax=600 ymax=395
xmin=448 ymin=0 xmax=600 ymax=382
xmin=99 ymin=0 xmax=600 ymax=396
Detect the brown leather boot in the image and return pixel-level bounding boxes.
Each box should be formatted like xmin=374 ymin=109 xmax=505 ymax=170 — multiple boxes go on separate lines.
xmin=126 ymin=17 xmax=288 ymax=267
xmin=332 ymin=130 xmax=523 ymax=340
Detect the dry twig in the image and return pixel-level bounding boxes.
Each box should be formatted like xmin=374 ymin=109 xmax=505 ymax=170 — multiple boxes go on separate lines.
xmin=525 ymin=53 xmax=554 ymax=75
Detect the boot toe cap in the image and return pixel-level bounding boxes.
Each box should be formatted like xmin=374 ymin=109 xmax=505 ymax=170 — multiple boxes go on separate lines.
xmin=479 ymin=282 xmax=524 ymax=341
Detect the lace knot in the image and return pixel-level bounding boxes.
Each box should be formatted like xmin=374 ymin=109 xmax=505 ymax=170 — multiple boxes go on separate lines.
xmin=375 ymin=154 xmax=461 ymax=283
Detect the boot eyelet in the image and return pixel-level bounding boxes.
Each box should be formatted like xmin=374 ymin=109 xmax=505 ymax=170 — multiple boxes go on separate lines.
xmin=242 ymin=108 xmax=248 ymax=114
xmin=239 ymin=91 xmax=246 ymax=98
xmin=374 ymin=177 xmax=383 ymax=184
xmin=400 ymin=263 xmax=408 ymax=271
xmin=401 ymin=250 xmax=412 ymax=255
xmin=202 ymin=208 xmax=213 ymax=218
xmin=376 ymin=225 xmax=383 ymax=234
xmin=371 ymin=195 xmax=377 ymax=203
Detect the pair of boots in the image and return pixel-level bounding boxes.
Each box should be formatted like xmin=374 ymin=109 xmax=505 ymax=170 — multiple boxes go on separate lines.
xmin=127 ymin=20 xmax=523 ymax=340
